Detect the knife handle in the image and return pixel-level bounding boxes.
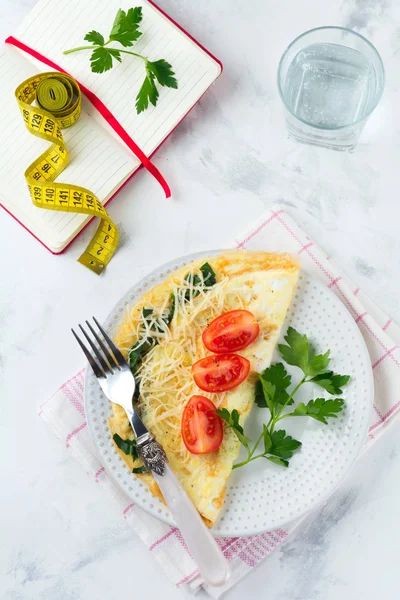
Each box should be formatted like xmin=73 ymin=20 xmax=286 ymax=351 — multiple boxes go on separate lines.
xmin=153 ymin=464 xmax=230 ymax=587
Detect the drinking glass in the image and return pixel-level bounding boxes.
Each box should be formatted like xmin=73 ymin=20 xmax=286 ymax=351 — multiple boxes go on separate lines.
xmin=277 ymin=26 xmax=385 ymax=151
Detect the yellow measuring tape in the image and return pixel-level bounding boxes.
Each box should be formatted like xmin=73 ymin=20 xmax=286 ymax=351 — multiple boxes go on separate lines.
xmin=15 ymin=72 xmax=118 ymax=274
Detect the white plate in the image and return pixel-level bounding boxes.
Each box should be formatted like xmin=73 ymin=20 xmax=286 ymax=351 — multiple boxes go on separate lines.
xmin=85 ymin=251 xmax=373 ymax=537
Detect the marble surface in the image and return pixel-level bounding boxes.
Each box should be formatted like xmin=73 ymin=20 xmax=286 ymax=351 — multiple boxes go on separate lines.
xmin=1 ymin=0 xmax=400 ymax=598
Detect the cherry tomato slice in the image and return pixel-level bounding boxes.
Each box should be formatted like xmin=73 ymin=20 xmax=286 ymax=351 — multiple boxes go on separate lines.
xmin=202 ymin=310 xmax=260 ymax=354
xmin=181 ymin=395 xmax=223 ymax=454
xmin=192 ymin=354 xmax=250 ymax=392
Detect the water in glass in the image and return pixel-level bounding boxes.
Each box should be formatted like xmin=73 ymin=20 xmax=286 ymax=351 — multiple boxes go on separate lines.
xmin=284 ymin=42 xmax=377 ymax=130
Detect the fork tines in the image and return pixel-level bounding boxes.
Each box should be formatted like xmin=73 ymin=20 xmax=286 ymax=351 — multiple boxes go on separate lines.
xmin=71 ymin=317 xmax=126 ymax=377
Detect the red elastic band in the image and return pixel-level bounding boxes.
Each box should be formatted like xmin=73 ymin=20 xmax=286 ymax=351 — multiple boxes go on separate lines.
xmin=5 ymin=36 xmax=171 ymax=198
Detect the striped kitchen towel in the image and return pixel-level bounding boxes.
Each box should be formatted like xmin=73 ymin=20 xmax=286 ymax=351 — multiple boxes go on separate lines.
xmin=39 ymin=209 xmax=400 ymax=598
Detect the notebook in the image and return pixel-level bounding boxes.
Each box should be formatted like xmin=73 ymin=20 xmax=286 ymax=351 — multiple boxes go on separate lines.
xmin=1 ymin=0 xmax=222 ymax=253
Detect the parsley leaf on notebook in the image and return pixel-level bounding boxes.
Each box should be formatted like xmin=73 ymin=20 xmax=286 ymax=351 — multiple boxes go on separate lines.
xmin=64 ymin=7 xmax=178 ymax=113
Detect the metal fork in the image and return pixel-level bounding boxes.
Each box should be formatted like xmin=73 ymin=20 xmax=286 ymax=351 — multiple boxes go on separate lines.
xmin=72 ymin=317 xmax=230 ymax=587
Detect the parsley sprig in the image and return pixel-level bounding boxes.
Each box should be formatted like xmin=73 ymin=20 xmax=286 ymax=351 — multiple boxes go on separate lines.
xmin=217 ymin=327 xmax=350 ymax=469
xmin=63 ymin=7 xmax=178 ymax=114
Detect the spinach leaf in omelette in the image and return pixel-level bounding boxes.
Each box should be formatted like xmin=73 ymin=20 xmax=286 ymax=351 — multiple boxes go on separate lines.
xmin=113 ymin=434 xmax=149 ymax=473
xmin=113 ymin=433 xmax=138 ymax=458
xmin=184 ymin=262 xmax=216 ymax=300
xmin=128 ymin=303 xmax=172 ymax=369
xmin=132 ymin=465 xmax=149 ymax=474
xmin=128 ymin=262 xmax=216 ymax=371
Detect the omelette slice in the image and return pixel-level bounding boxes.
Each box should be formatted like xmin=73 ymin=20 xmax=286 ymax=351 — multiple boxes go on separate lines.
xmin=110 ymin=251 xmax=300 ymax=527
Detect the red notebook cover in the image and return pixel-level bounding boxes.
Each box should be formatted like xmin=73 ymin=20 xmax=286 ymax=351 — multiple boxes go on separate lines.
xmin=3 ymin=0 xmax=222 ymax=255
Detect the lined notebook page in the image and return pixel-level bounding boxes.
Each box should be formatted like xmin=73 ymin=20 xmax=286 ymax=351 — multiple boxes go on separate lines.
xmin=15 ymin=0 xmax=221 ymax=156
xmin=0 ymin=46 xmax=138 ymax=252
